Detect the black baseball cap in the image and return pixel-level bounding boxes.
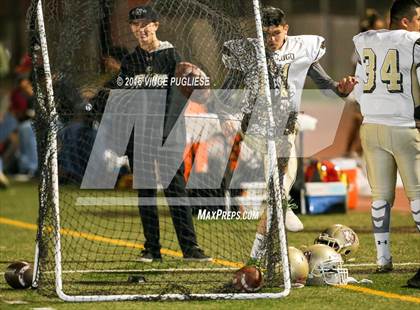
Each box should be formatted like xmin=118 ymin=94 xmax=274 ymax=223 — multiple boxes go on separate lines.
xmin=128 ymin=6 xmax=159 ymax=23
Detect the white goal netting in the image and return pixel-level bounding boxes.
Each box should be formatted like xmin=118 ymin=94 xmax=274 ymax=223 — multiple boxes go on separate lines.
xmin=29 ymin=0 xmax=291 ymax=301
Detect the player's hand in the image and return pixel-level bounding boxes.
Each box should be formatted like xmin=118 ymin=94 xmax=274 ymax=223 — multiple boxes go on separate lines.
xmin=338 ymin=76 xmax=358 ymax=96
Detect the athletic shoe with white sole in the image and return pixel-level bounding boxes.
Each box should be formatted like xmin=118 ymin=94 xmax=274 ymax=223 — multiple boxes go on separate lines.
xmin=375 ymin=258 xmax=393 ymax=273
xmin=285 ymin=207 xmax=304 ymax=232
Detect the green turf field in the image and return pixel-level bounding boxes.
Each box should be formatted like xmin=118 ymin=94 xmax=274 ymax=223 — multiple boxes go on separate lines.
xmin=1 ymin=181 xmax=419 ymax=309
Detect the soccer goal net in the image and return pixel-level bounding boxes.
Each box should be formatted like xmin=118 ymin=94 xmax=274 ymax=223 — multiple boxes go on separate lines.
xmin=29 ymin=0 xmax=291 ymax=301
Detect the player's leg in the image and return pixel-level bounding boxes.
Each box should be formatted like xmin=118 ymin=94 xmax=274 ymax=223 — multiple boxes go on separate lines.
xmin=136 ymin=160 xmax=162 ymax=262
xmin=127 ymin=133 xmax=162 ymax=262
xmin=281 ymin=137 xmax=303 ymax=232
xmin=360 ymin=124 xmax=396 ymax=272
xmin=392 ymin=127 xmax=420 ymax=232
xmin=250 ymin=211 xmax=267 ymax=261
xmin=392 ymin=126 xmax=420 ymax=287
xmin=163 ymin=157 xmax=211 ymax=261
xmin=249 ymin=134 xmax=301 ymax=261
xmin=138 ymin=188 xmax=162 ymax=262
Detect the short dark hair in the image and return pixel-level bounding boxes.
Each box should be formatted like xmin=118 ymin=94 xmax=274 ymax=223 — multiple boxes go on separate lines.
xmin=390 ymin=0 xmax=420 ymax=25
xmin=262 ymin=7 xmax=287 ymax=27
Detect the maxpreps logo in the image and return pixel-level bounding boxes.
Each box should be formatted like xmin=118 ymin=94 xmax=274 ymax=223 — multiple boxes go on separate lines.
xmin=197 ymin=209 xmax=260 ymax=220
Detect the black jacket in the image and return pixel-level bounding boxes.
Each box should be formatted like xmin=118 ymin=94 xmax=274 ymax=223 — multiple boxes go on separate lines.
xmin=119 ymin=42 xmax=187 ymax=141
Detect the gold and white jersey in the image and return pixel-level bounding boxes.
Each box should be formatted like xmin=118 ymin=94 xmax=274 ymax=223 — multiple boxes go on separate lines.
xmin=353 ymin=29 xmax=420 ymax=127
xmin=222 ymin=35 xmax=326 ymax=136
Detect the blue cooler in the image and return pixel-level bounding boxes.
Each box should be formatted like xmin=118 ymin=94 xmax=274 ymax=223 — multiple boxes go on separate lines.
xmin=305 ymin=182 xmax=347 ymax=214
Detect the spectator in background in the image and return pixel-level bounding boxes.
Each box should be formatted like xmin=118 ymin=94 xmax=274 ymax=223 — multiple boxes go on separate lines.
xmin=1 ymin=53 xmax=38 ymax=181
xmin=10 ymin=72 xmax=38 ymax=177
xmin=0 ymin=42 xmax=12 ymax=187
xmin=101 ymin=46 xmax=130 ymax=89
xmin=14 ymin=54 xmax=32 ymax=75
xmin=359 ymin=8 xmax=386 ymax=32
xmin=57 ymin=46 xmax=131 ymax=185
xmin=54 ymin=76 xmax=97 ymax=184
xmin=87 ymin=46 xmax=130 ymax=123
xmin=103 ymin=47 xmax=129 ymax=74
xmin=0 ymin=96 xmax=16 ymax=188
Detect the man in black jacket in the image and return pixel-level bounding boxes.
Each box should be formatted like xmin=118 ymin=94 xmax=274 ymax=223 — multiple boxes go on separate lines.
xmin=120 ymin=6 xmax=210 ymax=262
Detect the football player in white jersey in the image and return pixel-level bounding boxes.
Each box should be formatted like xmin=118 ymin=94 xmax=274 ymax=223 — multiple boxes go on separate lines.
xmin=353 ymin=0 xmax=420 ymax=285
xmin=221 ymin=7 xmax=356 ymax=263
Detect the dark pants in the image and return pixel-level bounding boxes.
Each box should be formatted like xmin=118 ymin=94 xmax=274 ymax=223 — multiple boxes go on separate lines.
xmin=127 ymin=133 xmax=199 ymax=256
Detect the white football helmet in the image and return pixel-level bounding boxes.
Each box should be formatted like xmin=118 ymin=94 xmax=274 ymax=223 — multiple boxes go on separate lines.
xmin=303 ymin=244 xmax=348 ymax=286
xmin=288 ymin=246 xmax=309 ymax=285
xmin=314 ymin=224 xmax=359 ymax=261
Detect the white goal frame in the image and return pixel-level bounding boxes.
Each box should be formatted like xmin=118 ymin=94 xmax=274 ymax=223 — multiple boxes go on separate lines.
xmin=33 ymin=0 xmax=291 ymax=301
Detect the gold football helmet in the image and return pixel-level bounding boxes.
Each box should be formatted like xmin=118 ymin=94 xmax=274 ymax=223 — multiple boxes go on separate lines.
xmin=288 ymin=246 xmax=309 ymax=285
xmin=303 ymin=244 xmax=348 ymax=286
xmin=314 ymin=224 xmax=359 ymax=260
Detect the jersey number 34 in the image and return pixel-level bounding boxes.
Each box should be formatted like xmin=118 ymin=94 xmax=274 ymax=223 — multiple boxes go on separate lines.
xmin=363 ymin=48 xmax=403 ymax=94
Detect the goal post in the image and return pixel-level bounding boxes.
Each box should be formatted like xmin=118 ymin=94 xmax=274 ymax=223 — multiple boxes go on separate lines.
xmin=31 ymin=0 xmax=291 ymax=301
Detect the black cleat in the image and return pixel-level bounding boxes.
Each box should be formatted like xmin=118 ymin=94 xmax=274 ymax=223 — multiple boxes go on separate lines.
xmin=137 ymin=250 xmax=162 ymax=263
xmin=407 ymin=269 xmax=420 ymax=288
xmin=183 ymin=248 xmax=212 ymax=262
xmin=375 ymin=261 xmax=393 ymax=273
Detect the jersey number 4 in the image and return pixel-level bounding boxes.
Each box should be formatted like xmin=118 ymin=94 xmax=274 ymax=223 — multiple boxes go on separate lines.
xmin=363 ymin=48 xmax=403 ymax=94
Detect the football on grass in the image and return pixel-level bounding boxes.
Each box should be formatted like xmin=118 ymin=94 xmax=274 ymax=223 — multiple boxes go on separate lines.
xmin=232 ymin=266 xmax=263 ymax=292
xmin=175 ymin=62 xmax=210 ymax=100
xmin=4 ymin=261 xmax=33 ymax=289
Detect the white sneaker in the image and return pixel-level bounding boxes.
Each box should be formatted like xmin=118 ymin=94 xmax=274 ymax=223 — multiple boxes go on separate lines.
xmin=285 ymin=207 xmax=304 ymax=232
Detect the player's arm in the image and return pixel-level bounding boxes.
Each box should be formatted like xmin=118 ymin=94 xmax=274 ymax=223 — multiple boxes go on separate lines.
xmin=305 ymin=35 xmax=356 ymax=97
xmin=217 ymin=70 xmax=246 ymax=136
xmin=219 ymin=40 xmax=252 ymax=136
xmin=307 ymin=62 xmax=356 ymax=97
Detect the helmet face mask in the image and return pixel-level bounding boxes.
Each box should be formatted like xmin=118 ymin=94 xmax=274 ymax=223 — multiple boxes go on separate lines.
xmin=305 ymin=244 xmax=349 ymax=286
xmin=314 ymin=224 xmax=359 ymax=260
xmin=316 ymin=235 xmax=341 ymax=251
xmin=316 ymin=258 xmax=348 ymax=285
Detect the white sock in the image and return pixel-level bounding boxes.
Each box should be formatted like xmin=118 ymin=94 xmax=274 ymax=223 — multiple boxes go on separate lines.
xmin=250 ymin=233 xmax=265 ymax=260
xmin=374 ymin=232 xmax=391 ymax=265
xmin=371 ymin=200 xmax=391 ymax=265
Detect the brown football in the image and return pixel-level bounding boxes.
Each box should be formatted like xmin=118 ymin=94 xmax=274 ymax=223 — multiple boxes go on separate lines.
xmin=232 ymin=266 xmax=263 ymax=292
xmin=174 ymin=62 xmax=210 ymax=101
xmin=4 ymin=261 xmax=33 ymax=289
